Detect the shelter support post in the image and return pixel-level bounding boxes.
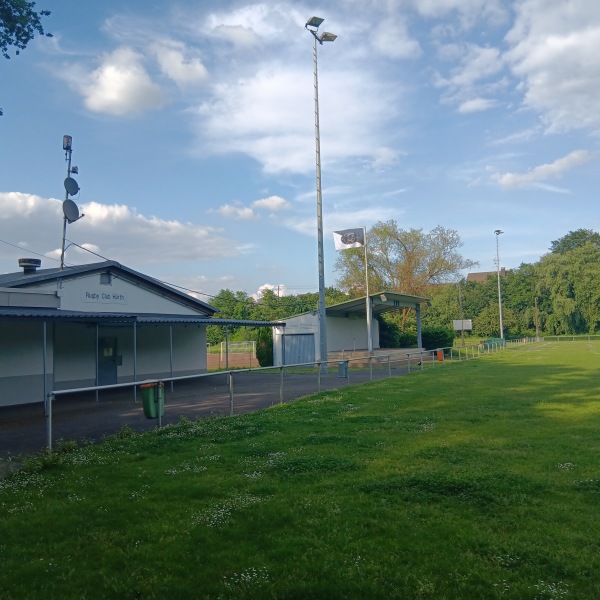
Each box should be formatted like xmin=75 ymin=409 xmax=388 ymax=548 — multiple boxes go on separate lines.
xmin=416 ymin=304 xmax=423 ymax=349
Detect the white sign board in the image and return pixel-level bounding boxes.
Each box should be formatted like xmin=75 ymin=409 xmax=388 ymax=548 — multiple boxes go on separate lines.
xmin=453 ymin=319 xmax=472 ymax=331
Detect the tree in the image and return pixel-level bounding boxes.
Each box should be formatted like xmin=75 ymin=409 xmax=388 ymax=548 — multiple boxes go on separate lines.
xmin=1 ymin=1 xmax=52 ymax=115
xmin=335 ymin=220 xmax=477 ymax=329
xmin=255 ymin=327 xmax=273 ymax=367
xmin=549 ymin=229 xmax=600 ymax=255
xmin=537 ymin=243 xmax=600 ymax=334
xmin=1 ymin=0 xmax=51 ymax=59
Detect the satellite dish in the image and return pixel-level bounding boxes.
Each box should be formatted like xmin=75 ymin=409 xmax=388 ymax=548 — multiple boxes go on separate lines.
xmin=64 ymin=176 xmax=80 ymax=196
xmin=63 ymin=199 xmax=80 ymax=223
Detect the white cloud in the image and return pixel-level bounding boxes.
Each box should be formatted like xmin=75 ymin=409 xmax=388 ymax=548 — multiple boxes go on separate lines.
xmin=0 ymin=193 xmax=244 ymax=274
xmin=74 ymin=47 xmax=166 ymax=116
xmin=254 ymin=283 xmax=288 ymax=300
xmin=505 ymin=0 xmax=600 ymax=132
xmin=370 ymin=147 xmax=400 ymax=170
xmin=458 ymin=97 xmax=496 ymax=113
xmin=150 ymin=39 xmax=208 ymax=87
xmin=372 ymin=17 xmax=421 ymax=59
xmin=215 ymin=204 xmax=258 ymax=220
xmin=195 ymin=64 xmax=401 ymax=175
xmin=212 ymin=24 xmax=261 ymax=48
xmin=213 ymin=196 xmax=290 ymax=221
xmin=434 ymin=44 xmax=505 ymax=109
xmin=411 ymin=0 xmax=508 ymax=28
xmin=493 ymin=149 xmax=592 ymax=188
xmin=252 ymin=195 xmax=290 ymax=211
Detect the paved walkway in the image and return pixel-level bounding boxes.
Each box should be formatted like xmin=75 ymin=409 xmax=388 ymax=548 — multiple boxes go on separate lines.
xmin=0 ymin=366 xmax=402 ymax=460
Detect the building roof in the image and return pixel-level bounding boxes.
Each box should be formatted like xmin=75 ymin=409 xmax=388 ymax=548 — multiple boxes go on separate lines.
xmin=325 ymin=291 xmax=430 ymax=318
xmin=0 ymin=260 xmax=218 ymax=315
xmin=467 ymin=268 xmax=508 ymax=283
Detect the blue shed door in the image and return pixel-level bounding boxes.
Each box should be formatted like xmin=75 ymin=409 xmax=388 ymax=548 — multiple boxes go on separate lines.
xmin=283 ymin=334 xmax=315 ymax=365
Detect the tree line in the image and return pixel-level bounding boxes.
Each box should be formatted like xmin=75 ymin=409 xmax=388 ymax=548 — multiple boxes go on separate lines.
xmin=208 ymin=224 xmax=600 ymax=347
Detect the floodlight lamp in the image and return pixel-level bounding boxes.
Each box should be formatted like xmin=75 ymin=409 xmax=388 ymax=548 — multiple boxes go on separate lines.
xmin=306 ymin=16 xmax=324 ymax=29
xmin=494 ymin=229 xmax=504 ymax=236
xmin=63 ymin=135 xmax=72 ymax=151
xmin=380 ymin=294 xmax=387 ymax=302
xmin=70 ymin=166 xmax=79 ymax=174
xmin=320 ymin=32 xmax=337 ymax=42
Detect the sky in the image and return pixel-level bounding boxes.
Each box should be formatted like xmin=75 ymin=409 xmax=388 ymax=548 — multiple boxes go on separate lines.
xmin=1 ymin=0 xmax=599 ymax=302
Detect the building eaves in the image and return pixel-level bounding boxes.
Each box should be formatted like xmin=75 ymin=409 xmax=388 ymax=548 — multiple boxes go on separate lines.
xmin=0 ymin=306 xmax=284 ymax=328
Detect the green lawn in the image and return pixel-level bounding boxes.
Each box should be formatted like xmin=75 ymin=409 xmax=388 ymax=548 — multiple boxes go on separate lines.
xmin=1 ymin=341 xmax=600 ymax=599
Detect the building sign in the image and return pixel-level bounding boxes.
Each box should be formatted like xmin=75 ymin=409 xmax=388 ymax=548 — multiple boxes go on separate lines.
xmin=81 ymin=290 xmax=128 ymax=305
xmin=453 ymin=319 xmax=472 ymax=331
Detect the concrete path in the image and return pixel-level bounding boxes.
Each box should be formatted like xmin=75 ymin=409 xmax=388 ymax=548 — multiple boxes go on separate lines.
xmin=0 ymin=365 xmax=404 ymax=460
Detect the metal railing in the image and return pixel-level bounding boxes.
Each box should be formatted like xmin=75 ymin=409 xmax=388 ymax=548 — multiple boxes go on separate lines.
xmin=42 ymin=338 xmax=538 ymax=452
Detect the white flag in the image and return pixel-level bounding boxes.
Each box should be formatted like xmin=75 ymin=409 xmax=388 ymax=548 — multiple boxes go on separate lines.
xmin=333 ymin=228 xmax=365 ymax=251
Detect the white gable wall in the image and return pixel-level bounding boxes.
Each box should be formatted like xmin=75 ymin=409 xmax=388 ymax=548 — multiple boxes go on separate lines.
xmin=34 ymin=272 xmax=207 ymax=316
xmin=273 ymin=312 xmax=380 ymax=366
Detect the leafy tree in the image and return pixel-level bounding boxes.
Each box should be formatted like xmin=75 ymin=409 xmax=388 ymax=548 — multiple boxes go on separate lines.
xmin=335 ymin=221 xmax=477 ymax=330
xmin=1 ymin=0 xmax=51 ymax=115
xmin=1 ymin=0 xmax=51 ymax=59
xmin=537 ymin=243 xmax=600 ymax=334
xmin=207 ymin=289 xmax=256 ymax=345
xmin=255 ymin=327 xmax=273 ymax=367
xmin=549 ymin=229 xmax=600 ymax=255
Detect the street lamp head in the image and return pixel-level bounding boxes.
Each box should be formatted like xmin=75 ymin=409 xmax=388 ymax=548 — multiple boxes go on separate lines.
xmin=319 ymin=32 xmax=337 ymax=42
xmin=306 ymin=16 xmax=325 ymax=29
xmin=494 ymin=229 xmax=504 ymax=236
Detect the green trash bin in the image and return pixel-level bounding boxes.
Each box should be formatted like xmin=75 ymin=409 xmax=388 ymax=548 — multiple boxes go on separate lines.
xmin=140 ymin=382 xmax=164 ymax=419
xmin=337 ymin=361 xmax=348 ymax=378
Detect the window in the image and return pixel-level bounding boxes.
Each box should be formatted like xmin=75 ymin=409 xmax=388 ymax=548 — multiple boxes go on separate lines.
xmin=100 ymin=272 xmax=112 ymax=285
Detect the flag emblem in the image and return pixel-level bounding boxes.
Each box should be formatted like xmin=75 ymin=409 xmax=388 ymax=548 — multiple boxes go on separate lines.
xmin=333 ymin=228 xmax=365 ymax=250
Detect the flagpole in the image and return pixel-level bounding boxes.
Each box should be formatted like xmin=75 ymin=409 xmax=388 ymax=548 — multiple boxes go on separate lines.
xmin=364 ymin=226 xmax=373 ymax=353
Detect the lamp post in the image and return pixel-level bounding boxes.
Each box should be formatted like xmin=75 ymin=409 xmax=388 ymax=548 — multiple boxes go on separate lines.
xmin=494 ymin=229 xmax=504 ymax=340
xmin=305 ymin=16 xmax=336 ymax=370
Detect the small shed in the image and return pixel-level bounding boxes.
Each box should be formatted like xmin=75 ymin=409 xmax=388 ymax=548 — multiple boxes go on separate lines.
xmin=272 ymin=291 xmax=429 ymax=366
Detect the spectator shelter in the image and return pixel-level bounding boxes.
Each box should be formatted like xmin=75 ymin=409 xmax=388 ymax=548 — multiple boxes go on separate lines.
xmin=273 ymin=291 xmax=429 ymax=366
xmin=0 ymin=260 xmax=283 ymax=407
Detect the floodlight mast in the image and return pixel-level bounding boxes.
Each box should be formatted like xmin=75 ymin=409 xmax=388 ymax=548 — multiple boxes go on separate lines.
xmin=494 ymin=229 xmax=504 ymax=340
xmin=305 ymin=16 xmax=336 ymax=372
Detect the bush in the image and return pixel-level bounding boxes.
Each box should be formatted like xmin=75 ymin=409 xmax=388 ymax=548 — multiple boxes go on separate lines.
xmin=379 ymin=318 xmax=418 ymax=348
xmin=256 ymin=327 xmax=274 ymax=367
xmin=421 ymin=326 xmax=454 ymax=350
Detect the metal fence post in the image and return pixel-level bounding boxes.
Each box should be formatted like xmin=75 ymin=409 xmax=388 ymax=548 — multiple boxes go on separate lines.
xmin=317 ymin=360 xmax=321 ymax=392
xmin=280 ymin=366 xmax=284 ymax=404
xmin=369 ymin=355 xmax=373 ymax=380
xmin=387 ymin=355 xmax=391 ymax=378
xmin=228 ymin=371 xmax=234 ymax=416
xmin=45 ymin=392 xmax=54 ymax=453
xmin=407 ymin=354 xmax=411 ymax=374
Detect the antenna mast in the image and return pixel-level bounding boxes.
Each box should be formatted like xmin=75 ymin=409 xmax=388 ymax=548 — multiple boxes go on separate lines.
xmin=59 ymin=135 xmax=83 ymax=270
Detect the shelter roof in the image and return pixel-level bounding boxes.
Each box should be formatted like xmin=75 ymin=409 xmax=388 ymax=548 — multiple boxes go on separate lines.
xmin=325 ymin=291 xmax=430 ymax=318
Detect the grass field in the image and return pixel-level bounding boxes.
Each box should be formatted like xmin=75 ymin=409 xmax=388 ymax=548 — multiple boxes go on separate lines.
xmin=1 ymin=341 xmax=600 ymax=599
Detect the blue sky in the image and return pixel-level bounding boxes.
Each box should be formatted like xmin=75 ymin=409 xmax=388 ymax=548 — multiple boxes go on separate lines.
xmin=1 ymin=0 xmax=598 ymax=300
